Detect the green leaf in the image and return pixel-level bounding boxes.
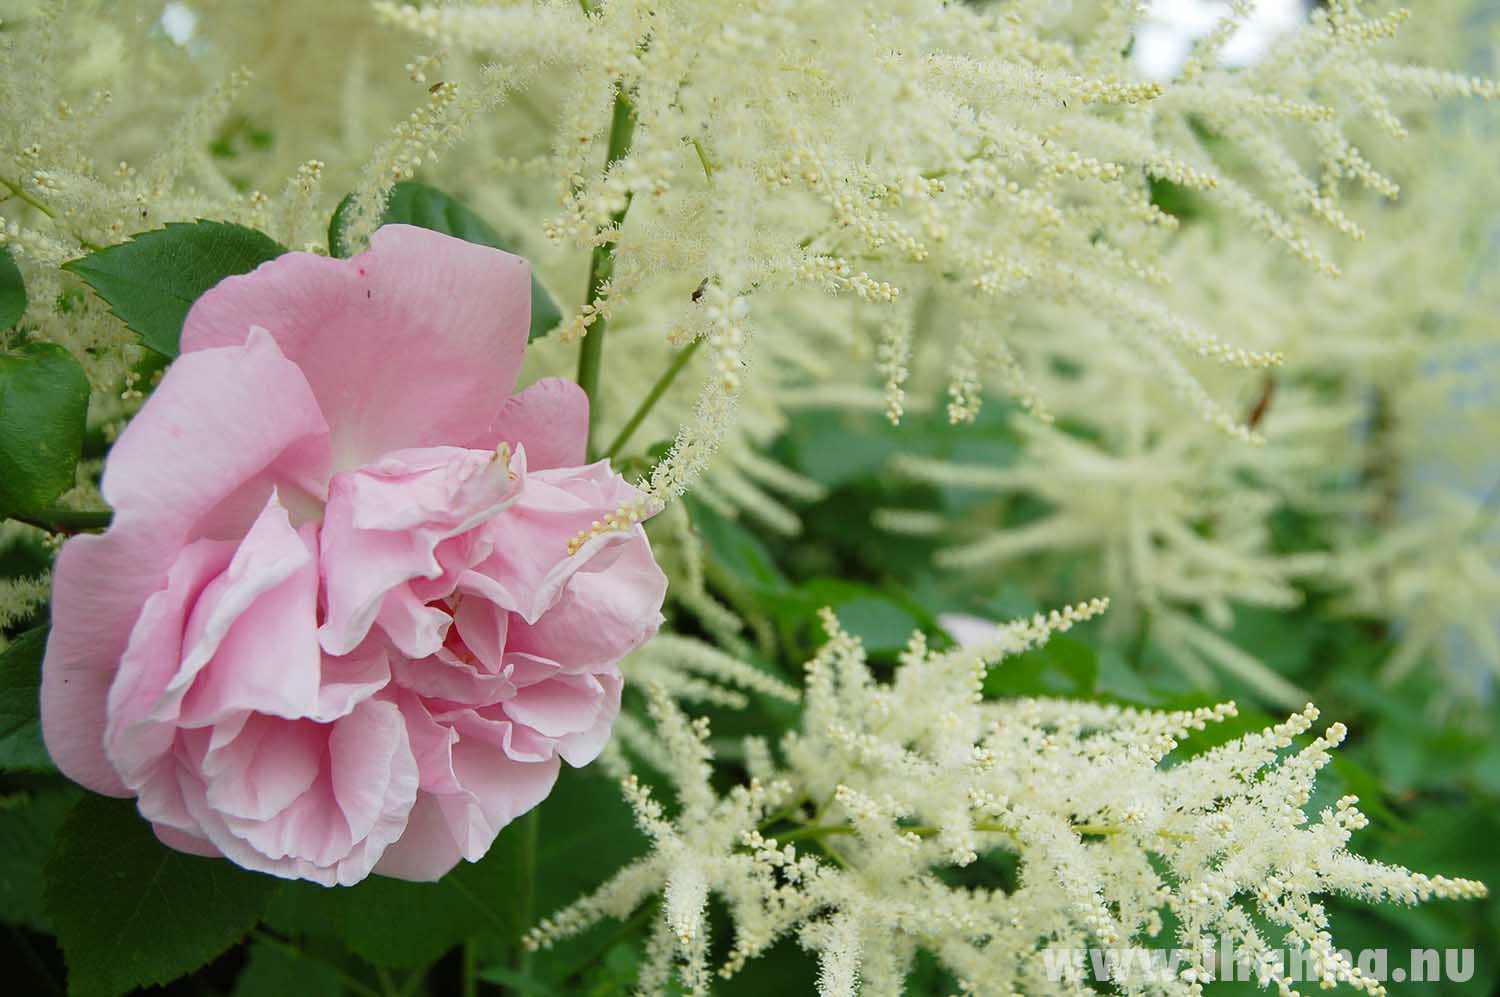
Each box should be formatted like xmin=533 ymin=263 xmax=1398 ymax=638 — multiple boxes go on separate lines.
xmin=792 ymin=578 xmax=929 ymax=657
xmin=0 ymin=787 xmax=79 ymax=931
xmin=323 ymin=845 xmax=517 ymax=969
xmin=63 ymin=221 xmax=285 ymax=358
xmin=0 ymin=342 xmax=89 ymax=518
xmin=328 ymin=182 xmax=561 ymax=341
xmin=232 ymin=939 xmax=342 ymax=997
xmin=685 ymin=496 xmax=789 ymax=594
xmin=0 ymin=626 xmax=53 ymax=772
xmin=45 ymin=794 xmax=280 ymax=997
xmin=0 ymin=245 xmax=25 ymax=329
xmin=328 ymin=766 xmax=641 ymax=968
xmin=981 ymin=633 xmax=1098 ymax=699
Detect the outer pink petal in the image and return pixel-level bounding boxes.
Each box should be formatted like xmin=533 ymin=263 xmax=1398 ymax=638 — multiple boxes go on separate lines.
xmin=98 ymin=327 xmax=331 ymax=535
xmin=41 ymin=330 xmax=329 ymax=795
xmin=553 ymin=670 xmax=623 ymax=768
xmin=153 ymin=824 xmax=221 ymax=858
xmin=187 ymin=698 xmax=419 ymax=885
xmin=181 ymin=225 xmax=532 ymax=470
xmin=503 ymin=671 xmax=608 ymax=740
xmin=105 ymin=538 xmax=236 ymax=787
xmin=372 ymin=793 xmax=465 ymax=881
xmin=489 ymin=378 xmax=589 ymax=471
xmin=436 ymin=739 xmax=559 ymax=863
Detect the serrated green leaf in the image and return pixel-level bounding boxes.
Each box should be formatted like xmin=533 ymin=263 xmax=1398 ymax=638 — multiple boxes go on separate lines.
xmin=0 ymin=626 xmax=53 ymax=772
xmin=329 ymin=182 xmax=560 ymax=341
xmin=45 ymin=794 xmax=280 ymax=997
xmin=0 ymin=245 xmax=25 ymax=329
xmin=0 ymin=341 xmax=89 ymax=519
xmin=64 ymin=221 xmax=285 ymax=358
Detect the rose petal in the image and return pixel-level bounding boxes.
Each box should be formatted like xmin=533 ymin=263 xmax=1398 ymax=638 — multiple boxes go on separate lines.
xmin=200 ymin=714 xmax=324 ymax=821
xmin=371 ymin=792 xmax=465 ymax=882
xmin=171 ymin=497 xmax=322 ymax=726
xmin=318 ymin=446 xmax=523 ymax=657
xmin=464 ymin=463 xmax=649 ymax=624
xmin=554 ymin=669 xmax=623 ymax=767
xmin=489 ymin=377 xmax=589 ymax=471
xmin=181 ymin=225 xmax=532 ymax=470
xmin=42 ymin=330 xmax=329 ymax=796
xmin=438 ymin=739 xmax=559 ymax=861
xmin=503 ymin=671 xmax=608 ymax=740
xmin=507 ymin=530 xmax=667 ymax=672
xmin=189 ymin=698 xmax=418 ymax=885
xmin=106 ymin=537 xmax=236 ymax=786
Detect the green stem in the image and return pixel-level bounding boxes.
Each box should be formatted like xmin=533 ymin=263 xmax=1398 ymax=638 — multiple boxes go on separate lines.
xmin=1129 ymin=608 xmax=1152 ymax=669
xmin=10 ymin=507 xmax=112 ymax=534
xmin=0 ymin=177 xmax=101 ymax=251
xmin=0 ymin=177 xmax=55 ymax=219
xmin=601 ymin=337 xmax=702 ymax=461
xmin=689 ymin=138 xmax=715 ymax=181
xmin=576 ymin=89 xmax=637 ymax=460
xmin=374 ymin=967 xmax=400 ymax=997
xmin=513 ymin=807 xmax=541 ymax=979
xmin=460 ymin=941 xmax=477 ymax=997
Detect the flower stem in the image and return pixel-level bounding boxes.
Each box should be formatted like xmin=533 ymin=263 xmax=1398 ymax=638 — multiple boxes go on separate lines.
xmin=9 ymin=507 xmax=112 ymax=534
xmin=0 ymin=177 xmax=56 ymax=219
xmin=514 ymin=806 xmax=541 ymax=978
xmin=460 ymin=940 xmax=477 ymax=997
xmin=601 ymin=338 xmax=701 ymax=462
xmin=0 ymin=177 xmax=102 ymax=251
xmin=576 ymin=89 xmax=638 ymax=461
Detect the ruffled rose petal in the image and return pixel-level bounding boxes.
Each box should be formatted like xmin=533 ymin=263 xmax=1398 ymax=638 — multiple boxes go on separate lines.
xmin=181 ymin=225 xmax=532 ymax=470
xmin=319 ymin=446 xmax=524 ymax=657
xmin=42 ymin=330 xmax=329 ymax=796
xmin=444 ymin=740 xmax=560 ymax=860
xmin=153 ymin=824 xmax=221 ymax=858
xmin=174 ymin=501 xmax=323 ymax=726
xmin=506 ymin=531 xmax=667 ymax=673
xmin=461 ymin=462 xmax=649 ymax=624
xmin=200 ymin=715 xmax=324 ymax=822
xmin=502 ymin=670 xmax=608 ymax=740
xmin=106 ymin=537 xmax=236 ymax=787
xmin=182 ymin=698 xmax=419 ymax=886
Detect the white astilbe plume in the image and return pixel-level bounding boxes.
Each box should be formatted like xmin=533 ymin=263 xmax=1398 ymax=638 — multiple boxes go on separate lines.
xmin=374 ymin=0 xmax=1496 ymax=499
xmin=623 ymin=632 xmax=800 ymax=713
xmin=526 ymin=602 xmax=1486 ymax=994
xmin=884 ymin=348 xmax=1344 ymax=704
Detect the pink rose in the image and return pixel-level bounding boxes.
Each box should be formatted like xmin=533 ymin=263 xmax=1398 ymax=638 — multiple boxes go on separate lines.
xmin=41 ymin=225 xmax=667 ymax=885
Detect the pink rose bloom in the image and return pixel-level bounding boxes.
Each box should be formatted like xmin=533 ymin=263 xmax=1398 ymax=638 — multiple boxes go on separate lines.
xmin=41 ymin=225 xmax=667 ymax=885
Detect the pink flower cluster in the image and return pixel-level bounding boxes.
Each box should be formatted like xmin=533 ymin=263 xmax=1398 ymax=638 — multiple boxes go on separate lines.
xmin=41 ymin=226 xmax=666 ymax=885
